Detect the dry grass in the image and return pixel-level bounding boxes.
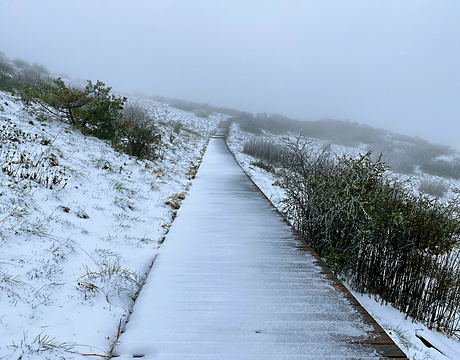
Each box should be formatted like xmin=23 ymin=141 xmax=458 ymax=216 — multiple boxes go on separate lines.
xmin=164 ymin=192 xmax=186 ymax=210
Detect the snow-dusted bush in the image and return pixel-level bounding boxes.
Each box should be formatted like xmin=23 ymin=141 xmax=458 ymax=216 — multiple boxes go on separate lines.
xmin=277 ymin=137 xmax=460 ymax=335
xmin=13 ymin=60 xmax=52 ymax=90
xmin=19 ymin=78 xmax=164 ymax=160
xmin=117 ymin=103 xmax=162 ymax=159
xmin=242 ymin=138 xmax=291 ymax=166
xmin=231 ymin=113 xmax=263 ymax=134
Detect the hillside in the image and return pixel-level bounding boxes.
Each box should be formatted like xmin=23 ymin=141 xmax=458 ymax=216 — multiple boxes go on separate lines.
xmin=2 ymin=53 xmax=460 ymax=359
xmin=2 ymin=87 xmax=460 ymax=359
xmin=0 ymin=90 xmax=222 ymax=358
xmin=231 ymin=112 xmax=460 ymax=184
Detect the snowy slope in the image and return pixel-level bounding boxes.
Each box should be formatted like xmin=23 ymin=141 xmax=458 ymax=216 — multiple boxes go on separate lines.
xmin=226 ymin=122 xmax=460 ymax=360
xmin=0 ymin=91 xmax=222 ymax=359
xmin=2 ymin=88 xmax=459 ymax=360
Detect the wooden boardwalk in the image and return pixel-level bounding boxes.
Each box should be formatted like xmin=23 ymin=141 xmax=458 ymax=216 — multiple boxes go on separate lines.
xmin=112 ymin=125 xmax=407 ymax=359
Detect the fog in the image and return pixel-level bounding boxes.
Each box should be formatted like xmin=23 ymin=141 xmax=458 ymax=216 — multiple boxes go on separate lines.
xmin=1 ymin=0 xmax=459 ymax=150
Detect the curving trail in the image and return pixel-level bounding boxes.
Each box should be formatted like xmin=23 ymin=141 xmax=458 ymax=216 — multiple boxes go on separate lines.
xmin=112 ymin=124 xmax=407 ymax=359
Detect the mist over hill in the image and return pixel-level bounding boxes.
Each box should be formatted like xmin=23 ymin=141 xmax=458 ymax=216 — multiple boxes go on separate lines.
xmin=2 ymin=48 xmax=460 ymax=184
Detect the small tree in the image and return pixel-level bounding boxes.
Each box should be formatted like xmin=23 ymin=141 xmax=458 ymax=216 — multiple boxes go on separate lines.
xmin=75 ymin=80 xmax=126 ymax=140
xmin=26 ymin=77 xmax=90 ymax=123
xmin=117 ymin=103 xmax=162 ymax=159
xmin=24 ymin=77 xmax=126 ymax=142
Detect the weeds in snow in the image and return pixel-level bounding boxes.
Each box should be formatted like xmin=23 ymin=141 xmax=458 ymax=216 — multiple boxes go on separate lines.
xmin=0 ymin=200 xmax=30 ymax=232
xmin=164 ymin=192 xmax=186 ymax=210
xmin=113 ymin=180 xmax=136 ymax=196
xmin=1 ymin=117 xmax=68 ymax=190
xmin=92 ymin=157 xmax=114 ymax=172
xmin=8 ymin=332 xmax=76 ymax=357
xmin=27 ymin=259 xmax=63 ymax=281
xmin=0 ymin=117 xmax=44 ymax=144
xmin=386 ymin=325 xmax=414 ymax=351
xmin=48 ymin=239 xmax=75 ymax=263
xmin=77 ymin=251 xmax=142 ymax=300
xmin=186 ymin=161 xmax=199 ymax=180
xmin=0 ymin=268 xmax=22 ymax=300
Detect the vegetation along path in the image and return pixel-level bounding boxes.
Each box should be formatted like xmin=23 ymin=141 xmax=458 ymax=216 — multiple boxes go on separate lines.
xmin=112 ymin=124 xmax=407 ymax=359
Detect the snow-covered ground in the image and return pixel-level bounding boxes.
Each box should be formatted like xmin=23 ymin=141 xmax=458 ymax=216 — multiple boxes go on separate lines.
xmin=0 ymin=91 xmax=222 ymax=359
xmin=226 ymin=123 xmax=460 ymax=360
xmin=2 ymin=86 xmax=460 ymax=359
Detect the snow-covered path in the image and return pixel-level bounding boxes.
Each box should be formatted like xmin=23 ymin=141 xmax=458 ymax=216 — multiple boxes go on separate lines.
xmin=112 ymin=134 xmax=406 ymax=359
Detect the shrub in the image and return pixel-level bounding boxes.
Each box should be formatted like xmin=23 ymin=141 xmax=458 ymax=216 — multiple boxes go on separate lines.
xmin=18 ymin=74 xmax=162 ymax=159
xmin=277 ymin=137 xmax=460 ymax=334
xmin=173 ymin=121 xmax=183 ymax=134
xmin=233 ymin=112 xmax=458 ymax=179
xmin=117 ymin=103 xmax=162 ymax=159
xmin=367 ymin=145 xmax=416 ymax=175
xmin=242 ymin=138 xmax=291 ymax=166
xmin=0 ymin=53 xmax=52 ymax=93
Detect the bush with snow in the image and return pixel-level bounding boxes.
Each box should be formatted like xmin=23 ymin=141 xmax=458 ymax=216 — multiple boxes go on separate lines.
xmin=275 ymin=136 xmax=460 ymax=335
xmin=117 ymin=103 xmax=162 ymax=159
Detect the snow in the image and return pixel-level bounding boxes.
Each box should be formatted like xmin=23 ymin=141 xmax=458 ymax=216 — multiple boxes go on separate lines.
xmin=349 ymin=289 xmax=460 ymax=360
xmin=113 ymin=137 xmax=381 ymax=359
xmin=0 ymin=91 xmax=221 ymax=359
xmin=1 ymin=88 xmax=459 ymax=359
xmin=226 ymin=122 xmax=460 ymax=360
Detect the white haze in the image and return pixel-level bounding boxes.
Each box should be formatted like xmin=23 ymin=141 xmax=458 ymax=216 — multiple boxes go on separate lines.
xmin=0 ymin=0 xmax=459 ymax=150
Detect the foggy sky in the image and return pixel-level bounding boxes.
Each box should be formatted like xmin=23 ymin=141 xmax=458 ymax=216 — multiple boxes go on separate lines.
xmin=1 ymin=0 xmax=459 ymax=150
